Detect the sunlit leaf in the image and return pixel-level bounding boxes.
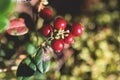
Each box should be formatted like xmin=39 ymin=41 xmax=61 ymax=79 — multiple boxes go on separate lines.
xmin=26 ymin=43 xmax=36 ymax=55
xmin=0 ymin=17 xmax=9 ymax=33
xmin=0 ymin=0 xmax=14 ymax=16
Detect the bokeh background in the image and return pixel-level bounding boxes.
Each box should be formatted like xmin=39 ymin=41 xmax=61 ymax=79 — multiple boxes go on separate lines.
xmin=0 ymin=0 xmax=120 ymax=80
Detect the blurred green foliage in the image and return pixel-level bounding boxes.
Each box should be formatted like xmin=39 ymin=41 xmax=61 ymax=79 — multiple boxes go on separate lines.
xmin=0 ymin=0 xmax=120 ymax=80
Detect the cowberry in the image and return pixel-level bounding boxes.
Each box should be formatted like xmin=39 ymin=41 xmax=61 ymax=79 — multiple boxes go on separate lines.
xmin=40 ymin=7 xmax=53 ymax=20
xmin=51 ymin=39 xmax=64 ymax=52
xmin=54 ymin=17 xmax=66 ymax=30
xmin=71 ymin=23 xmax=83 ymax=36
xmin=64 ymin=33 xmax=74 ymax=44
xmin=7 ymin=18 xmax=28 ymax=36
xmin=40 ymin=24 xmax=53 ymax=37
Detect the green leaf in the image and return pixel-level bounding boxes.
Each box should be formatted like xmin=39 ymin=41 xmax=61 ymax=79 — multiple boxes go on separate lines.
xmin=43 ymin=61 xmax=50 ymax=73
xmin=22 ymin=57 xmax=31 ymax=65
xmin=34 ymin=46 xmax=50 ymax=73
xmin=34 ymin=47 xmax=43 ymax=72
xmin=26 ymin=43 xmax=36 ymax=55
xmin=0 ymin=0 xmax=14 ymax=16
xmin=35 ymin=47 xmax=42 ymax=64
xmin=29 ymin=61 xmax=37 ymax=71
xmin=22 ymin=77 xmax=31 ymax=80
xmin=0 ymin=17 xmax=9 ymax=33
xmin=37 ymin=60 xmax=44 ymax=73
xmin=17 ymin=57 xmax=36 ymax=80
xmin=0 ymin=49 xmax=5 ymax=57
xmin=18 ymin=77 xmax=31 ymax=80
xmin=34 ymin=71 xmax=45 ymax=80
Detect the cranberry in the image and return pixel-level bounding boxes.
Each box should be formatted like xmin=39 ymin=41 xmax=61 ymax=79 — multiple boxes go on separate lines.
xmin=54 ymin=17 xmax=66 ymax=30
xmin=51 ymin=39 xmax=64 ymax=52
xmin=40 ymin=7 xmax=53 ymax=20
xmin=64 ymin=33 xmax=74 ymax=44
xmin=71 ymin=23 xmax=83 ymax=36
xmin=40 ymin=24 xmax=53 ymax=37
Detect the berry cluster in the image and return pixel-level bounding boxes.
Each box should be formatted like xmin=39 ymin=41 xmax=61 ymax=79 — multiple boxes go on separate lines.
xmin=34 ymin=1 xmax=84 ymax=52
xmin=40 ymin=17 xmax=84 ymax=52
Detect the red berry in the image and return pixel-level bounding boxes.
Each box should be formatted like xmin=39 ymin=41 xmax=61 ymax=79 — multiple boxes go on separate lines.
xmin=40 ymin=8 xmax=53 ymax=20
xmin=71 ymin=23 xmax=83 ymax=36
xmin=64 ymin=33 xmax=74 ymax=44
xmin=51 ymin=39 xmax=64 ymax=52
xmin=40 ymin=24 xmax=53 ymax=37
xmin=54 ymin=17 xmax=66 ymax=30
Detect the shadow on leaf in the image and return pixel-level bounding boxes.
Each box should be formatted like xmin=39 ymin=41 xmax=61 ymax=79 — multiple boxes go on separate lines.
xmin=17 ymin=63 xmax=35 ymax=77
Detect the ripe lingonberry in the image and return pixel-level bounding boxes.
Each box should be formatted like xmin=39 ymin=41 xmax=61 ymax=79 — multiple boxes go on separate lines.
xmin=54 ymin=17 xmax=66 ymax=30
xmin=40 ymin=24 xmax=53 ymax=37
xmin=71 ymin=23 xmax=83 ymax=36
xmin=40 ymin=7 xmax=53 ymax=20
xmin=64 ymin=33 xmax=74 ymax=44
xmin=51 ymin=39 xmax=64 ymax=52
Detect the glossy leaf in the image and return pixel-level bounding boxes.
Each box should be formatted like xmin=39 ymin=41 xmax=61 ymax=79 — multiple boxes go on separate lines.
xmin=42 ymin=60 xmax=50 ymax=73
xmin=34 ymin=47 xmax=43 ymax=72
xmin=34 ymin=46 xmax=50 ymax=73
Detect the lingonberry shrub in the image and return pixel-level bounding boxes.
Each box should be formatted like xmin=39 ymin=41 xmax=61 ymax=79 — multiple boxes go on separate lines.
xmin=4 ymin=0 xmax=84 ymax=79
